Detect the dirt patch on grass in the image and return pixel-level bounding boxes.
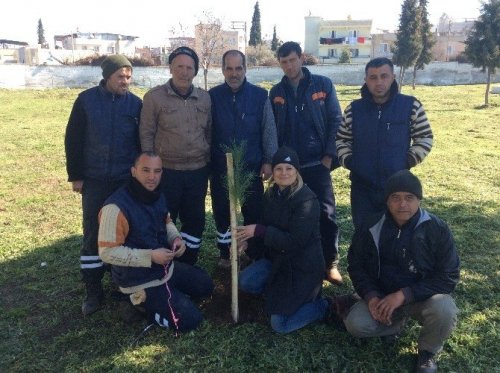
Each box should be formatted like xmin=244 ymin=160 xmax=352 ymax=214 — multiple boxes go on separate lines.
xmin=200 ymin=267 xmax=267 ymax=326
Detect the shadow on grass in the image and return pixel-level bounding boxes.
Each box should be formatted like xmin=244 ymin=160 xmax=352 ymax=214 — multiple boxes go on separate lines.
xmin=0 ymin=200 xmax=498 ymax=371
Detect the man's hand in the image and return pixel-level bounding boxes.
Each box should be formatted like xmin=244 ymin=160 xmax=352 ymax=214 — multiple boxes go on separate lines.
xmin=260 ymin=163 xmax=272 ymax=180
xmin=375 ymin=290 xmax=405 ymax=325
xmin=71 ymin=180 xmax=84 ymax=194
xmin=151 ymin=248 xmax=176 ymax=265
xmin=321 ymin=156 xmax=332 ymax=170
xmin=367 ymin=297 xmax=383 ymax=322
xmin=171 ymin=237 xmax=186 ymax=258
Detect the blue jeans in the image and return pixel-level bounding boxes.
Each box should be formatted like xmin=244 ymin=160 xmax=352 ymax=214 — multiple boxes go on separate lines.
xmin=239 ymin=259 xmax=328 ymax=334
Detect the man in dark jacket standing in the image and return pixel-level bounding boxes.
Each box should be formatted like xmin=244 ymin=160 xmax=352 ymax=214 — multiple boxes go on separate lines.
xmin=336 ymin=57 xmax=433 ymax=229
xmin=344 ymin=170 xmax=460 ymax=373
xmin=65 ymin=55 xmax=142 ymax=316
xmin=209 ymin=50 xmax=278 ymax=268
xmin=270 ymin=41 xmax=343 ymax=285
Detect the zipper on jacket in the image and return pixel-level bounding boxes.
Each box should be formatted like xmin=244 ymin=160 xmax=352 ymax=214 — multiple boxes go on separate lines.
xmin=397 ymin=229 xmax=401 ymax=238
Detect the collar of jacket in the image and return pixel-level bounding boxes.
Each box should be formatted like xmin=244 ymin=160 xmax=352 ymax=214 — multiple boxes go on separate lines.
xmin=165 ymin=79 xmax=197 ymax=99
xmin=280 ymin=66 xmax=311 ymax=88
xmin=98 ymin=79 xmax=128 ymax=99
xmin=222 ymin=77 xmax=248 ymax=95
xmin=369 ymin=208 xmax=431 ymax=249
xmin=360 ymin=79 xmax=399 ymax=102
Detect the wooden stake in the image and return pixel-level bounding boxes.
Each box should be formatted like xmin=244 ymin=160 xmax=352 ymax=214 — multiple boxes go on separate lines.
xmin=226 ymin=152 xmax=239 ymax=323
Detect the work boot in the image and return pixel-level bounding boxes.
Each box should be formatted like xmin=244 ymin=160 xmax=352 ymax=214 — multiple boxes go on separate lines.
xmin=82 ymin=281 xmax=104 ymax=316
xmin=118 ymin=300 xmax=146 ymax=323
xmin=416 ymin=350 xmax=437 ymax=373
xmin=326 ymin=266 xmax=343 ymax=286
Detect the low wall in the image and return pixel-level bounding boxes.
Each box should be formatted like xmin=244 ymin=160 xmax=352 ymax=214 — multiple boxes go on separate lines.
xmin=0 ymin=62 xmax=498 ymax=89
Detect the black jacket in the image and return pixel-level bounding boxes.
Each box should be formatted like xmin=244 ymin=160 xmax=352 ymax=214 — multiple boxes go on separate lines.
xmin=347 ymin=209 xmax=460 ymax=303
xmin=257 ymin=183 xmax=325 ymax=315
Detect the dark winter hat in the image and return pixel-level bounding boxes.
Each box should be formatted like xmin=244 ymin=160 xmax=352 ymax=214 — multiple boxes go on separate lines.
xmin=168 ymin=46 xmax=199 ymax=75
xmin=272 ymin=146 xmax=300 ymax=170
xmin=101 ymin=55 xmax=132 ymax=80
xmin=384 ymin=169 xmax=423 ymax=201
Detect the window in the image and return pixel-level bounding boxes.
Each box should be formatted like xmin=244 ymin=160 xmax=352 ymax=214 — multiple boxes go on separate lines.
xmin=331 ymin=31 xmax=336 ymax=38
xmin=107 ymin=46 xmax=114 ymax=53
xmin=328 ymin=49 xmax=337 ymax=57
xmin=349 ymin=48 xmax=359 ymax=57
xmin=380 ymin=43 xmax=389 ymax=53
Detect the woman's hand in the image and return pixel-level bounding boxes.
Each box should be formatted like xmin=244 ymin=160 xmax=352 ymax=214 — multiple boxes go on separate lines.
xmin=236 ymin=225 xmax=256 ymax=242
xmin=237 ymin=239 xmax=248 ymax=254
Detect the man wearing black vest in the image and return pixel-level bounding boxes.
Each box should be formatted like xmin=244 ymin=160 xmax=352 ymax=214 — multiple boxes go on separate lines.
xmin=209 ymin=50 xmax=278 ymax=268
xmin=336 ymin=57 xmax=433 ymax=230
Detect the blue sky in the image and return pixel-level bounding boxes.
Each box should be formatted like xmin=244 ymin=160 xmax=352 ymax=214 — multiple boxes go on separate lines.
xmin=1 ymin=0 xmax=482 ymax=47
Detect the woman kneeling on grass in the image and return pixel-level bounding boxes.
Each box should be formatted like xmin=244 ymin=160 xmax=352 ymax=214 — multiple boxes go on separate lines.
xmin=236 ymin=146 xmax=330 ymax=333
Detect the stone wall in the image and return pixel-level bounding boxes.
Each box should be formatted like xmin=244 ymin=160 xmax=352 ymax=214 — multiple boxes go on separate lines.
xmin=0 ymin=62 xmax=498 ymax=89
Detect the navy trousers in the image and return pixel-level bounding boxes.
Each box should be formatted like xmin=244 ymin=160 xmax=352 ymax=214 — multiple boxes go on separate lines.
xmin=81 ymin=178 xmax=128 ymax=284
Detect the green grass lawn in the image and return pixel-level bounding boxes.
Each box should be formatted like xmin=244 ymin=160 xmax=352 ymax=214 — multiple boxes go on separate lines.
xmin=0 ymin=85 xmax=498 ymax=372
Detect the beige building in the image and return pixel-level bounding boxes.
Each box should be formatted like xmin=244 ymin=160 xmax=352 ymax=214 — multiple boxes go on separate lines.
xmin=305 ymin=16 xmax=373 ymax=63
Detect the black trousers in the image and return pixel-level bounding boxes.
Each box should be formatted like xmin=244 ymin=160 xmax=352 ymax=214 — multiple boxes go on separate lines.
xmin=300 ymin=164 xmax=339 ymax=267
xmin=160 ymin=166 xmax=209 ymax=263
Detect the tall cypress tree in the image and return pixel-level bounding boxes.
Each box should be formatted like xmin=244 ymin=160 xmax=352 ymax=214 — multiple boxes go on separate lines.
xmin=271 ymin=25 xmax=279 ymax=51
xmin=412 ymin=0 xmax=435 ymax=89
xmin=37 ymin=18 xmax=47 ymax=48
xmin=249 ymin=2 xmax=262 ymax=46
xmin=464 ymin=0 xmax=500 ymax=106
xmin=392 ymin=0 xmax=422 ymax=90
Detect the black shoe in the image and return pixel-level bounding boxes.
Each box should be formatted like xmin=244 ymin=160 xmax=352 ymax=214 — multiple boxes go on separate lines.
xmin=416 ymin=350 xmax=437 ymax=373
xmin=82 ymin=282 xmax=104 ymax=316
xmin=117 ymin=300 xmax=145 ymax=323
xmin=324 ymin=296 xmax=346 ymax=331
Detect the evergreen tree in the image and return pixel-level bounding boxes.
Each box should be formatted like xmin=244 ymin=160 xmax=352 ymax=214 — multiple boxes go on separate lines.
xmin=392 ymin=0 xmax=422 ymax=91
xmin=37 ymin=18 xmax=47 ymax=48
xmin=338 ymin=48 xmax=351 ymax=64
xmin=249 ymin=2 xmax=262 ymax=46
xmin=464 ymin=0 xmax=500 ymax=106
xmin=271 ymin=25 xmax=279 ymax=51
xmin=412 ymin=0 xmax=435 ymax=89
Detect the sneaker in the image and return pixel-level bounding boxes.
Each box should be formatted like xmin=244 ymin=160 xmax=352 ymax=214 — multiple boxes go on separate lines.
xmin=326 ymin=267 xmax=343 ymax=286
xmin=416 ymin=350 xmax=437 ymax=373
xmin=82 ymin=282 xmax=104 ymax=316
xmin=217 ymin=258 xmax=231 ymax=269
